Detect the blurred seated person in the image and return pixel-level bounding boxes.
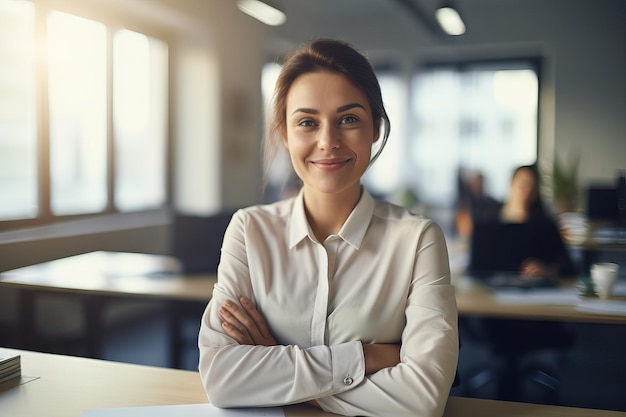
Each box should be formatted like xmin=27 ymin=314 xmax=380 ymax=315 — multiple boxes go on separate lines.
xmin=498 ymin=164 xmax=575 ymax=279
xmin=455 ymin=170 xmax=502 ymax=238
xmin=464 ymin=165 xmax=576 ymax=403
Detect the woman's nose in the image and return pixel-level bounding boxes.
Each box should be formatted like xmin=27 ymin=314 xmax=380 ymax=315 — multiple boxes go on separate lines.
xmin=317 ymin=125 xmax=341 ymax=150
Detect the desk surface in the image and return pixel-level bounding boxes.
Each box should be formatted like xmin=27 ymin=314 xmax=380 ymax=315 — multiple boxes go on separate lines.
xmin=453 ymin=276 xmax=626 ymax=324
xmin=0 ymin=251 xmax=216 ymax=302
xmin=1 ymin=348 xmax=625 ymax=417
xmin=2 ymin=251 xmax=626 ymax=324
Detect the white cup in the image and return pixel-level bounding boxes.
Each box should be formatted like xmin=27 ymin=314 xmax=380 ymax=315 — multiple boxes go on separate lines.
xmin=590 ymin=262 xmax=619 ymax=299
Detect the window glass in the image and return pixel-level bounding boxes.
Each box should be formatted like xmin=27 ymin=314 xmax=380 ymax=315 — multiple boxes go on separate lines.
xmin=48 ymin=11 xmax=107 ymax=214
xmin=410 ymin=65 xmax=538 ymax=207
xmin=0 ymin=0 xmax=37 ymax=220
xmin=113 ymin=29 xmax=168 ymax=211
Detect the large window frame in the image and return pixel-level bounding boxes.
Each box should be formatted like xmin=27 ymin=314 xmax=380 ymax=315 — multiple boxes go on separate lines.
xmin=0 ymin=0 xmax=172 ymax=232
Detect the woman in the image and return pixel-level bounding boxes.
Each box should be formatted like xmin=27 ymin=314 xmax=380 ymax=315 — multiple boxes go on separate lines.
xmin=500 ymin=165 xmax=574 ymax=278
xmin=198 ymin=38 xmax=458 ymax=417
xmin=468 ymin=165 xmax=575 ymax=402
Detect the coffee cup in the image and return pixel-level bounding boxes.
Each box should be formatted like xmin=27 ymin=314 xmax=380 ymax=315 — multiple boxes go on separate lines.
xmin=590 ymin=262 xmax=619 ymax=299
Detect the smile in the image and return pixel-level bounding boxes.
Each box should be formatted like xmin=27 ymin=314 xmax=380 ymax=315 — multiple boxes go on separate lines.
xmin=310 ymin=158 xmax=352 ymax=171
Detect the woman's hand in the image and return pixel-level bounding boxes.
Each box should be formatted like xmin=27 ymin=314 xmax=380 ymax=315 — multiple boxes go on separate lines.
xmin=219 ymin=297 xmax=277 ymax=346
xmin=520 ymin=258 xmax=556 ymax=278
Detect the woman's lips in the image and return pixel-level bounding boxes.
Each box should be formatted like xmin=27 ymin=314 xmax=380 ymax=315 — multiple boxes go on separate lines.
xmin=310 ymin=158 xmax=351 ymax=171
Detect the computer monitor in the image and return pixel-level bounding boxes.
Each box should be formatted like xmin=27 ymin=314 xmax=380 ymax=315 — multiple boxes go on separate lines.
xmin=586 ymin=185 xmax=619 ymax=223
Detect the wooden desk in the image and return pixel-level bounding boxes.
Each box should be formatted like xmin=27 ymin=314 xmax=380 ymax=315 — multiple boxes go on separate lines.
xmin=1 ymin=348 xmax=625 ymax=417
xmin=453 ymin=276 xmax=626 ymax=324
xmin=446 ymin=236 xmax=626 ymax=324
xmin=0 ymin=251 xmax=215 ymax=300
xmin=0 ymin=251 xmax=216 ymax=367
xmin=3 ymin=250 xmax=626 ymax=370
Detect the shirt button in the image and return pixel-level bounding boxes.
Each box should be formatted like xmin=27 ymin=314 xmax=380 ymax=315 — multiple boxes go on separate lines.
xmin=343 ymin=376 xmax=353 ymax=386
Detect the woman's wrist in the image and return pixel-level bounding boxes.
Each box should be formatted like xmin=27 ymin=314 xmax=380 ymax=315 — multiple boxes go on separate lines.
xmin=363 ymin=343 xmax=401 ymax=375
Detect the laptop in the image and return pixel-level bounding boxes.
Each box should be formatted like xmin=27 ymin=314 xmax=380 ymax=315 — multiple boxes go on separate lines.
xmin=468 ymin=220 xmax=565 ymax=289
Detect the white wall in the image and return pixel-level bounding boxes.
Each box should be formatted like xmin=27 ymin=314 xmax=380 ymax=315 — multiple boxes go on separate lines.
xmin=164 ymin=0 xmax=270 ymax=212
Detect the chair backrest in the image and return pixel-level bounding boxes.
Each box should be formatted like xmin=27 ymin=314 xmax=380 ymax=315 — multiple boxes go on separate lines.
xmin=172 ymin=210 xmax=236 ymax=274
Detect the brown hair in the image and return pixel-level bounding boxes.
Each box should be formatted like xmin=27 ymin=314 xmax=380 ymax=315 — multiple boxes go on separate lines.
xmin=511 ymin=164 xmax=548 ymax=220
xmin=264 ymin=38 xmax=391 ymax=180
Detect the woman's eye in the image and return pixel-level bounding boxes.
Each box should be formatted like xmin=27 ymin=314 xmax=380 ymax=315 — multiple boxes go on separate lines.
xmin=339 ymin=115 xmax=358 ymax=124
xmin=298 ymin=119 xmax=316 ymax=127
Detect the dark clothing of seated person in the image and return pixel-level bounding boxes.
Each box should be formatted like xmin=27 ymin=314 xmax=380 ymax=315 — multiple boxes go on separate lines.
xmin=470 ymin=165 xmax=576 ymax=282
xmin=469 ymin=218 xmax=576 ymax=285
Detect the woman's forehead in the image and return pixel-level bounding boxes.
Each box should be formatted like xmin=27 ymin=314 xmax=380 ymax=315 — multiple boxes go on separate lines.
xmin=286 ymin=71 xmax=369 ymax=111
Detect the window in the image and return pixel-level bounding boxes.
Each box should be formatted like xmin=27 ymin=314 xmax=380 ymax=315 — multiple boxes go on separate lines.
xmin=410 ymin=61 xmax=539 ymax=208
xmin=0 ymin=0 xmax=169 ymax=228
xmin=113 ymin=29 xmax=168 ymax=212
xmin=358 ymin=59 xmax=541 ymax=233
xmin=0 ymin=0 xmax=36 ymax=220
xmin=48 ymin=11 xmax=108 ymax=215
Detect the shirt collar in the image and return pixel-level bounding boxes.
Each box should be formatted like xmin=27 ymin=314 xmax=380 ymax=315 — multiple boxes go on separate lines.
xmin=288 ymin=187 xmax=375 ymax=250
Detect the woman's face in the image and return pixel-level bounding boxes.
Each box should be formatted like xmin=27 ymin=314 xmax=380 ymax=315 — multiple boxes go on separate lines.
xmin=510 ymin=168 xmax=538 ymax=207
xmin=283 ymin=71 xmax=377 ymax=198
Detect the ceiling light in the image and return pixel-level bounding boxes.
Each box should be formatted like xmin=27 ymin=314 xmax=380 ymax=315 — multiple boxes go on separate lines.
xmin=236 ymin=0 xmax=286 ymax=26
xmin=435 ymin=4 xmax=465 ymax=36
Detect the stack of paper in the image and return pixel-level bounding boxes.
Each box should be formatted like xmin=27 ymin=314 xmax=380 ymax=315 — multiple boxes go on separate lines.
xmin=0 ymin=349 xmax=21 ymax=385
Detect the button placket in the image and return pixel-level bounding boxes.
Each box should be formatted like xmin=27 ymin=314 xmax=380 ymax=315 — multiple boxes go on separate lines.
xmin=310 ymin=242 xmax=330 ymax=346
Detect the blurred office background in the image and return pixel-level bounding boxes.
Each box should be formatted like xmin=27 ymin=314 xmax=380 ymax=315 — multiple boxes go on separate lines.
xmin=1 ymin=0 xmax=625 ymax=411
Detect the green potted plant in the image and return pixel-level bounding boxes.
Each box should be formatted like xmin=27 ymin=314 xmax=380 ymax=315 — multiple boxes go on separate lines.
xmin=552 ymin=152 xmax=580 ymax=214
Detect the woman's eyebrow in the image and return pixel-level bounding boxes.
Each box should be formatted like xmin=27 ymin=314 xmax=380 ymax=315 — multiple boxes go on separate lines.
xmin=290 ymin=103 xmax=366 ymax=116
xmin=337 ymin=103 xmax=366 ymax=113
xmin=291 ymin=107 xmax=317 ymax=115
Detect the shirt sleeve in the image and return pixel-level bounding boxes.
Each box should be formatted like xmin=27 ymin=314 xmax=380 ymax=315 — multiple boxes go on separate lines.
xmin=315 ymin=221 xmax=459 ymax=417
xmin=197 ymin=209 xmax=366 ymax=408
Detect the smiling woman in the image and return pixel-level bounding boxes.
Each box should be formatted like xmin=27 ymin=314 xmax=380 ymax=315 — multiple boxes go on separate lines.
xmin=198 ymin=38 xmax=458 ymax=417
xmin=283 ymin=71 xmax=377 ymax=214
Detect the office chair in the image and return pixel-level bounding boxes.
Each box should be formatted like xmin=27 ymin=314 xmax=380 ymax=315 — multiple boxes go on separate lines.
xmin=170 ymin=209 xmax=236 ymax=368
xmin=171 ymin=209 xmax=236 ymax=274
xmin=462 ymin=317 xmax=574 ymax=404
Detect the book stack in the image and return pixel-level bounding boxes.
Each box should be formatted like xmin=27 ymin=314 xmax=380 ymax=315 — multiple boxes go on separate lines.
xmin=0 ymin=350 xmax=21 ymax=385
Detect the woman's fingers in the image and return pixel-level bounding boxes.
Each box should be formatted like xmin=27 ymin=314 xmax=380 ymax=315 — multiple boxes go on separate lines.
xmin=240 ymin=297 xmax=276 ymax=345
xmin=219 ymin=306 xmax=253 ymax=344
xmin=220 ymin=298 xmax=276 ymax=346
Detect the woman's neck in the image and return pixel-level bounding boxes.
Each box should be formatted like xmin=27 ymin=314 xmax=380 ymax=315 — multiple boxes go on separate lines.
xmin=303 ymin=185 xmax=362 ymax=242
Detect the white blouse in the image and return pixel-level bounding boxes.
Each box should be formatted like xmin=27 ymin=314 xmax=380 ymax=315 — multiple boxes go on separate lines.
xmin=198 ymin=188 xmax=458 ymax=417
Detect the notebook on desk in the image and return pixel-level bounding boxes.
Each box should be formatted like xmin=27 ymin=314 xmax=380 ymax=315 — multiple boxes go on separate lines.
xmin=468 ymin=221 xmax=564 ymax=289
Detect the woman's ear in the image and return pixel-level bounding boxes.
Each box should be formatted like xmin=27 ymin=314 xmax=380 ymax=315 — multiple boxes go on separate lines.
xmin=280 ymin=126 xmax=288 ymax=147
xmin=373 ymin=118 xmax=381 ymax=143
